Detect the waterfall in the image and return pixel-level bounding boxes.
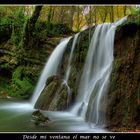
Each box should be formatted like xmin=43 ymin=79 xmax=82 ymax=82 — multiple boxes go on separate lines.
xmin=0 ymin=17 xmax=129 ymax=132
xmin=71 ymin=17 xmax=127 ymax=127
xmin=31 ymin=16 xmax=127 ymax=128
xmin=30 ymin=37 xmax=71 ymax=106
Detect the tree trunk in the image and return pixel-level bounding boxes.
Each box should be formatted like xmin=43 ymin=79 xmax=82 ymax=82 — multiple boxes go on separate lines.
xmin=116 ymin=6 xmax=120 ymax=19
xmin=59 ymin=7 xmax=65 ymax=23
xmin=69 ymin=6 xmax=75 ymax=30
xmin=47 ymin=7 xmax=53 ymax=24
xmin=76 ymin=6 xmax=80 ymax=31
xmin=94 ymin=7 xmax=97 ymax=25
xmin=101 ymin=7 xmax=108 ymax=23
xmin=110 ymin=6 xmax=114 ymax=22
xmin=103 ymin=7 xmax=108 ymax=23
xmin=123 ymin=6 xmax=127 ymax=16
xmin=47 ymin=7 xmax=55 ymax=30
xmin=20 ymin=6 xmax=42 ymax=48
xmin=89 ymin=6 xmax=92 ymax=26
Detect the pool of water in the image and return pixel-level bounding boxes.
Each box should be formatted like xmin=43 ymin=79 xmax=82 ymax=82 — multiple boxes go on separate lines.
xmin=0 ymin=100 xmax=107 ymax=132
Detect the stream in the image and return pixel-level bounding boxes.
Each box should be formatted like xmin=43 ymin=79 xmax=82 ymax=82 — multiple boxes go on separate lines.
xmin=0 ymin=100 xmax=106 ymax=132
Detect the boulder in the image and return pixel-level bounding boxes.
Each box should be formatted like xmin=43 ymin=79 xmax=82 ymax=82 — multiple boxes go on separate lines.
xmin=34 ymin=75 xmax=71 ymax=111
xmin=31 ymin=110 xmax=50 ymax=126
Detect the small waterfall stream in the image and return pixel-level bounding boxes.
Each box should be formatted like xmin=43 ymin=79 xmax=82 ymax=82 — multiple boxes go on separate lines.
xmin=30 ymin=37 xmax=72 ymax=106
xmin=63 ymin=33 xmax=80 ymax=107
xmin=64 ymin=33 xmax=80 ymax=82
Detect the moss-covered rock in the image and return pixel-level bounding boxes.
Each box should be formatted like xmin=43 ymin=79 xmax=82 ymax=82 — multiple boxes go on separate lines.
xmin=48 ymin=81 xmax=71 ymax=111
xmin=34 ymin=75 xmax=72 ymax=111
xmin=34 ymin=75 xmax=61 ymax=110
xmin=31 ymin=110 xmax=50 ymax=126
xmin=106 ymin=17 xmax=140 ymax=130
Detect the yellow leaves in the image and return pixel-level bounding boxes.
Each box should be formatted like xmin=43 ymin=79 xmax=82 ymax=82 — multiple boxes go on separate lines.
xmin=0 ymin=55 xmax=10 ymax=62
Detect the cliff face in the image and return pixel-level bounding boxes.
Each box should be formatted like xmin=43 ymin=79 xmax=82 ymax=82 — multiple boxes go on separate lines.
xmin=107 ymin=16 xmax=140 ymax=130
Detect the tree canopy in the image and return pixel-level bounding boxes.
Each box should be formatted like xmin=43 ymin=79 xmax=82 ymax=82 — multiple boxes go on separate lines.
xmin=0 ymin=5 xmax=139 ymax=32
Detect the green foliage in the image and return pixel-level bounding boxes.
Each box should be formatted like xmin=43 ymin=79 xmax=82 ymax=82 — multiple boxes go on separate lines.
xmin=0 ymin=17 xmax=12 ymax=26
xmin=127 ymin=17 xmax=140 ymax=26
xmin=128 ymin=7 xmax=140 ymax=25
xmin=0 ymin=17 xmax=12 ymax=43
xmin=12 ymin=66 xmax=23 ymax=83
xmin=10 ymin=9 xmax=27 ymax=46
xmin=35 ymin=21 xmax=73 ymax=37
xmin=52 ymin=23 xmax=73 ymax=35
xmin=9 ymin=78 xmax=33 ymax=98
xmin=0 ymin=8 xmax=27 ymax=46
xmin=23 ymin=66 xmax=40 ymax=82
xmin=8 ymin=66 xmax=34 ymax=98
xmin=0 ymin=63 xmax=10 ymax=69
xmin=130 ymin=7 xmax=140 ymax=15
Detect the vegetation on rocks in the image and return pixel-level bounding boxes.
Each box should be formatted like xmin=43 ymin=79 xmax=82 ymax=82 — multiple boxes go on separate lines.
xmin=107 ymin=15 xmax=140 ymax=130
xmin=31 ymin=110 xmax=50 ymax=126
xmin=35 ymin=75 xmax=71 ymax=111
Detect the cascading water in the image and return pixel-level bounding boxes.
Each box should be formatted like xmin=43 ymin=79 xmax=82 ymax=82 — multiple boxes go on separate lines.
xmin=31 ymin=16 xmax=127 ymax=127
xmin=71 ymin=17 xmax=127 ymax=128
xmin=0 ymin=17 xmax=128 ymax=132
xmin=71 ymin=23 xmax=115 ymax=125
xmin=64 ymin=33 xmax=80 ymax=82
xmin=31 ymin=37 xmax=71 ymax=106
xmin=62 ymin=33 xmax=80 ymax=107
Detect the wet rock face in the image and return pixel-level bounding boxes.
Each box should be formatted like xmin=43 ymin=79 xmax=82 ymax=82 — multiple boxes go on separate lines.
xmin=34 ymin=75 xmax=61 ymax=110
xmin=34 ymin=75 xmax=71 ymax=111
xmin=58 ymin=27 xmax=95 ymax=105
xmin=107 ymin=21 xmax=140 ymax=130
